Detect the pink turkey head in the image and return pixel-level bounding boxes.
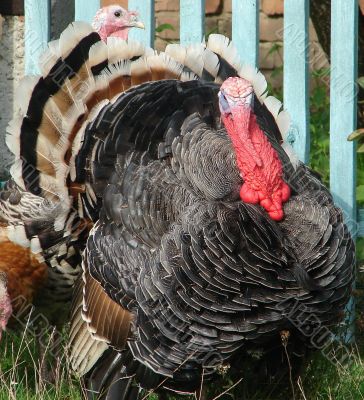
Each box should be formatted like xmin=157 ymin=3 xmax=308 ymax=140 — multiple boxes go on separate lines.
xmin=218 ymin=77 xmax=254 ymax=119
xmin=218 ymin=77 xmax=291 ymax=221
xmin=92 ymin=4 xmax=145 ymax=41
xmin=0 ymin=272 xmax=12 ymax=341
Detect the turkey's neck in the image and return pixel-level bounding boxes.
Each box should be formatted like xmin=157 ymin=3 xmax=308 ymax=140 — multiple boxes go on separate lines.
xmin=109 ymin=28 xmax=130 ymax=40
xmin=98 ymin=26 xmax=129 ymax=41
xmin=222 ymin=105 xmax=291 ymax=221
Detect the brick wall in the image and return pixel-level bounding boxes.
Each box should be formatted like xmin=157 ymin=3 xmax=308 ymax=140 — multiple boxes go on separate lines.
xmin=156 ymin=0 xmax=326 ymax=77
xmin=103 ymin=0 xmax=328 ymax=83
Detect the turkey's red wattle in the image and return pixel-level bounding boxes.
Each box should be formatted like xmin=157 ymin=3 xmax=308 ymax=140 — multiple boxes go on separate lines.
xmin=222 ymin=105 xmax=291 ymax=221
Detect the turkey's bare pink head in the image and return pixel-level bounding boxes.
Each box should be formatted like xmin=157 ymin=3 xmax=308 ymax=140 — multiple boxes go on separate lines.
xmin=0 ymin=272 xmax=12 ymax=341
xmin=92 ymin=5 xmax=145 ymax=42
xmin=219 ymin=77 xmax=291 ymax=221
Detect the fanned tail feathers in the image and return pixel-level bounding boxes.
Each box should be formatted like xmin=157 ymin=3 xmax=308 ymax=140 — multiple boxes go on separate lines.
xmin=7 ymin=26 xmax=298 ymax=234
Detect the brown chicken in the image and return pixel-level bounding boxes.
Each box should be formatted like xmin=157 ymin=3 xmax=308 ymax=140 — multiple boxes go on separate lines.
xmin=0 ymin=178 xmax=82 ymax=336
xmin=0 ymin=271 xmax=11 ymax=340
xmin=0 ymin=240 xmax=47 ymax=317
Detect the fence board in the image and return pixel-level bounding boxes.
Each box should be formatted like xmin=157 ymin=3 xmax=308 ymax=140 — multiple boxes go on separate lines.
xmin=24 ymin=0 xmax=51 ymax=74
xmin=330 ymin=0 xmax=358 ymax=343
xmin=330 ymin=1 xmax=358 ymax=233
xmin=75 ymin=0 xmax=100 ymax=23
xmin=128 ymin=0 xmax=155 ymax=47
xmin=232 ymin=0 xmax=259 ymax=67
xmin=180 ymin=0 xmax=205 ymax=45
xmin=283 ymin=0 xmax=309 ymax=163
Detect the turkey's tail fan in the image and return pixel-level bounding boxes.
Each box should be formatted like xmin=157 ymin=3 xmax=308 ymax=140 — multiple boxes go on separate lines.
xmin=7 ymin=25 xmax=298 ymax=236
xmin=7 ymin=22 xmax=156 ymax=231
xmin=4 ymin=23 xmax=157 ymax=299
xmin=164 ymin=35 xmax=294 ymax=146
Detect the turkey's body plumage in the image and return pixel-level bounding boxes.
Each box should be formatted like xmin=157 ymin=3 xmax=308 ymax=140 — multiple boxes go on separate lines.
xmin=78 ymin=79 xmax=354 ymax=393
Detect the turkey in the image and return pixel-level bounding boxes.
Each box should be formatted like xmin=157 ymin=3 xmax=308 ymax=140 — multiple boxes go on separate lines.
xmin=92 ymin=4 xmax=145 ymax=41
xmin=1 ymin=16 xmax=354 ymax=400
xmin=0 ymin=272 xmax=12 ymax=340
xmin=0 ymin=5 xmax=144 ymax=338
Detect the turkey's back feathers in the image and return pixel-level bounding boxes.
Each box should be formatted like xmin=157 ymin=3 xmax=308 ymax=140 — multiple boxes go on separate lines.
xmin=69 ymin=276 xmax=109 ymax=376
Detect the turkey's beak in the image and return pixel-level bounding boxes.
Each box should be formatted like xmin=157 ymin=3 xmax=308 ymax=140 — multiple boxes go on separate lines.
xmin=130 ymin=21 xmax=145 ymax=30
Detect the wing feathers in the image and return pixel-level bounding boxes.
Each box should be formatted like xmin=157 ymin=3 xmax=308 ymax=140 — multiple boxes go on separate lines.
xmin=69 ymin=277 xmax=108 ymax=376
xmin=82 ymin=259 xmax=134 ymax=351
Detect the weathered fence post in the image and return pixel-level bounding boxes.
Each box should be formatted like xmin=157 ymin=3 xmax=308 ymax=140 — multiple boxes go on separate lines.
xmin=75 ymin=0 xmax=100 ymax=23
xmin=232 ymin=0 xmax=259 ymax=68
xmin=283 ymin=0 xmax=310 ymax=163
xmin=128 ymin=0 xmax=155 ymax=47
xmin=180 ymin=0 xmax=205 ymax=45
xmin=330 ymin=0 xmax=358 ymax=343
xmin=24 ymin=0 xmax=51 ymax=74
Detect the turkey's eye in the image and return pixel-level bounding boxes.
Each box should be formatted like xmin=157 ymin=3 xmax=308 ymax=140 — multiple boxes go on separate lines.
xmin=218 ymin=91 xmax=231 ymax=115
xmin=114 ymin=11 xmax=122 ymax=17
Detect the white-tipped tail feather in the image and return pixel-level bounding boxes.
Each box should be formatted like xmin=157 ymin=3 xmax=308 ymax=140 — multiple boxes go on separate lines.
xmin=207 ymin=34 xmax=240 ymax=71
xmin=14 ymin=75 xmax=40 ymax=115
xmin=59 ymin=21 xmax=95 ymax=59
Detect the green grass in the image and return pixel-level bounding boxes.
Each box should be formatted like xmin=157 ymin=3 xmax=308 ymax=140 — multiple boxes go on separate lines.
xmin=299 ymin=348 xmax=364 ymax=400
xmin=0 ymin=329 xmax=82 ymax=400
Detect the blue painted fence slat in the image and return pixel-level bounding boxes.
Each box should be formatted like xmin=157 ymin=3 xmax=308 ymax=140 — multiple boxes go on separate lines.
xmin=180 ymin=0 xmax=205 ymax=45
xmin=283 ymin=0 xmax=310 ymax=163
xmin=25 ymin=0 xmax=51 ymax=74
xmin=128 ymin=0 xmax=155 ymax=47
xmin=75 ymin=0 xmax=100 ymax=23
xmin=330 ymin=0 xmax=358 ymax=343
xmin=232 ymin=0 xmax=259 ymax=68
xmin=330 ymin=0 xmax=358 ymax=234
